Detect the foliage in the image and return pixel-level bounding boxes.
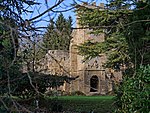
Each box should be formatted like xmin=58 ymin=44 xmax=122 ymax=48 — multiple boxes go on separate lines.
xmin=123 ymin=1 xmax=150 ymax=66
xmin=0 ymin=0 xmax=38 ymax=28
xmin=0 ymin=0 xmax=40 ymax=96
xmin=115 ymin=65 xmax=150 ymax=113
xmin=20 ymin=36 xmax=46 ymax=72
xmin=76 ymin=0 xmax=150 ymax=69
xmin=0 ymin=96 xmax=16 ymax=112
xmin=0 ymin=1 xmax=74 ymax=112
xmin=76 ymin=1 xmax=150 ymax=112
xmin=0 ymin=17 xmax=21 ymax=95
xmin=11 ymin=72 xmax=75 ymax=99
xmin=43 ymin=13 xmax=73 ymax=51
xmin=77 ymin=40 xmax=105 ymax=60
xmin=78 ymin=33 xmax=130 ymax=68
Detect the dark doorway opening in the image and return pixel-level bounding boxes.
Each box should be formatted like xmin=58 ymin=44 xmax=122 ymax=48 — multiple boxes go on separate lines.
xmin=90 ymin=75 xmax=99 ymax=92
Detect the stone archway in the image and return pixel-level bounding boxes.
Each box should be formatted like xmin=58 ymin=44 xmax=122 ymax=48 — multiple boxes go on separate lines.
xmin=90 ymin=75 xmax=99 ymax=92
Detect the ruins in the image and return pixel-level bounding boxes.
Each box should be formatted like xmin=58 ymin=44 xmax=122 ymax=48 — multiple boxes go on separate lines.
xmin=37 ymin=2 xmax=122 ymax=95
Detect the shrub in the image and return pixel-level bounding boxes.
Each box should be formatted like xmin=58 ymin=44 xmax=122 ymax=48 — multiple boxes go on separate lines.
xmin=115 ymin=65 xmax=150 ymax=113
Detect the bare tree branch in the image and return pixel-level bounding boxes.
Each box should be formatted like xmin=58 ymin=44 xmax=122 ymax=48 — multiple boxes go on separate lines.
xmin=29 ymin=0 xmax=65 ymax=21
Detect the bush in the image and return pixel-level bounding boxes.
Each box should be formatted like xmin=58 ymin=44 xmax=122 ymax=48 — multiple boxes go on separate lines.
xmin=115 ymin=65 xmax=150 ymax=113
xmin=16 ymin=96 xmax=63 ymax=112
xmin=50 ymin=98 xmax=63 ymax=112
xmin=45 ymin=90 xmax=65 ymax=96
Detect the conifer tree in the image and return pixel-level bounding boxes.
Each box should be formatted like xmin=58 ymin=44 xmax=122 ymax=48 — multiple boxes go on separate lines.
xmin=76 ymin=1 xmax=150 ymax=112
xmin=43 ymin=13 xmax=72 ymax=51
xmin=76 ymin=0 xmax=150 ymax=69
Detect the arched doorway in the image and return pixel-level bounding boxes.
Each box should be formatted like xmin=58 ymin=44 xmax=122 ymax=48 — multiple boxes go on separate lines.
xmin=90 ymin=75 xmax=99 ymax=92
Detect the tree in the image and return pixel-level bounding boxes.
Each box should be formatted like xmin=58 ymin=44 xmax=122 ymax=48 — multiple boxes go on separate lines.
xmin=43 ymin=13 xmax=73 ymax=51
xmin=76 ymin=0 xmax=150 ymax=112
xmin=12 ymin=72 xmax=76 ymax=99
xmin=0 ymin=16 xmax=21 ymax=93
xmin=115 ymin=65 xmax=150 ymax=113
xmin=0 ymin=0 xmax=75 ymax=112
xmin=0 ymin=16 xmax=26 ymax=112
xmin=76 ymin=0 xmax=150 ymax=69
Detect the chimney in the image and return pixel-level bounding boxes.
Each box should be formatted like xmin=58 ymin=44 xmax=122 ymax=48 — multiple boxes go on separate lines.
xmin=99 ymin=3 xmax=104 ymax=9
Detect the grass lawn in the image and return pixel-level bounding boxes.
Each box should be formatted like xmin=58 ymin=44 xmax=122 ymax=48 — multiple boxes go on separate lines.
xmin=15 ymin=95 xmax=115 ymax=112
xmin=47 ymin=96 xmax=116 ymax=113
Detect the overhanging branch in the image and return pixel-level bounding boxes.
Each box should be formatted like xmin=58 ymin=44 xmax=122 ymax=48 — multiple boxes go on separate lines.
xmin=28 ymin=0 xmax=64 ymax=21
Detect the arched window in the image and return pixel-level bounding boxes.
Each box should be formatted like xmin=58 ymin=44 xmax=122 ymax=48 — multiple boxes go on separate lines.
xmin=90 ymin=75 xmax=99 ymax=92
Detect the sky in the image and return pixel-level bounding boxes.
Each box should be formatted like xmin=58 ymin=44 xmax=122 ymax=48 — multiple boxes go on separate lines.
xmin=23 ymin=0 xmax=106 ymax=32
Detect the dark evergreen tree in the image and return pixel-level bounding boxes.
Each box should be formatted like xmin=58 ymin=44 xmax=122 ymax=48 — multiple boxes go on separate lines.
xmin=43 ymin=13 xmax=72 ymax=51
xmin=76 ymin=1 xmax=150 ymax=112
xmin=76 ymin=0 xmax=150 ymax=69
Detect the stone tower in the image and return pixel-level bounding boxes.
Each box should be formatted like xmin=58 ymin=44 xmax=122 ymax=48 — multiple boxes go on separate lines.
xmin=66 ymin=2 xmax=122 ymax=95
xmin=41 ymin=2 xmax=122 ymax=95
xmin=68 ymin=29 xmax=107 ymax=94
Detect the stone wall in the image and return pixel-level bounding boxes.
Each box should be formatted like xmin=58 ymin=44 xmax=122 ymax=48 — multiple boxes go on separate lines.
xmin=40 ymin=2 xmax=123 ymax=95
xmin=45 ymin=50 xmax=70 ymax=75
xmin=39 ymin=22 xmax=122 ymax=95
xmin=68 ymin=27 xmax=110 ymax=95
xmin=66 ymin=4 xmax=122 ymax=94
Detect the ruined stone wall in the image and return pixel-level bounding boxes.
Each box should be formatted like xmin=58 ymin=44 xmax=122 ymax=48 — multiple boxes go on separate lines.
xmin=37 ymin=2 xmax=123 ymax=95
xmin=44 ymin=50 xmax=70 ymax=76
xmin=67 ymin=2 xmax=122 ymax=95
xmin=68 ymin=17 xmax=109 ymax=94
xmin=47 ymin=50 xmax=70 ymax=91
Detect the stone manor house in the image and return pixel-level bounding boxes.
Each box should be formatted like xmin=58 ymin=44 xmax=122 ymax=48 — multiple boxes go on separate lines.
xmin=37 ymin=3 xmax=122 ymax=95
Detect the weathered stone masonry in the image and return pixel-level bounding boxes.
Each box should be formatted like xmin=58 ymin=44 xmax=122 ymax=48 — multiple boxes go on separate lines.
xmin=39 ymin=3 xmax=122 ymax=95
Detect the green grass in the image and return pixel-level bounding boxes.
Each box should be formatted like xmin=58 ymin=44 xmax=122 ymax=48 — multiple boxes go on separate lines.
xmin=47 ymin=96 xmax=116 ymax=113
xmin=14 ymin=96 xmax=115 ymax=112
xmin=57 ymin=95 xmax=114 ymax=100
